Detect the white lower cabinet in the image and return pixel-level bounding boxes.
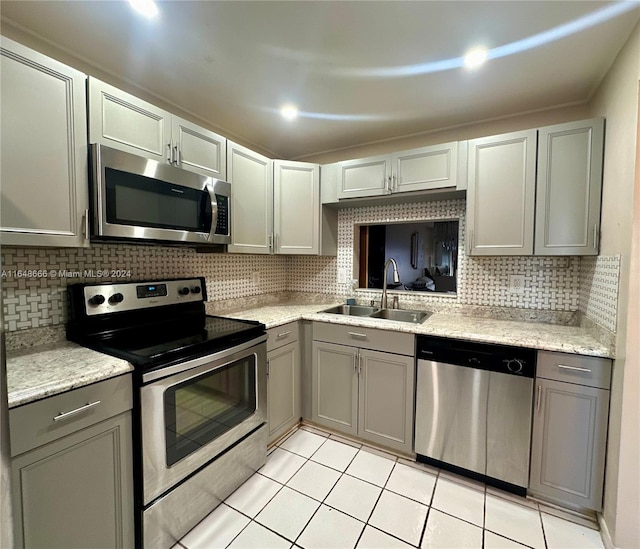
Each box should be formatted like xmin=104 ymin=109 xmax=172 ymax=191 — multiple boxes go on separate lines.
xmin=267 ymin=322 xmax=301 ymax=443
xmin=529 ymin=351 xmax=611 ymax=511
xmin=311 ymin=323 xmax=414 ymax=454
xmin=9 ymin=375 xmax=134 ymax=548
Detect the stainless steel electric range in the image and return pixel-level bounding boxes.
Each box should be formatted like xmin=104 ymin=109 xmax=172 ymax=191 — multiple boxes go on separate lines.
xmin=67 ymin=277 xmax=267 ymax=549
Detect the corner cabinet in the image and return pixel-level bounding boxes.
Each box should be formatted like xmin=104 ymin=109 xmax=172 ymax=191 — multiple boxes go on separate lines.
xmin=267 ymin=322 xmax=301 ymax=443
xmin=0 ymin=36 xmax=89 ymax=247
xmin=9 ymin=375 xmax=134 ymax=548
xmin=467 ymin=118 xmax=604 ymax=256
xmin=311 ymin=323 xmax=414 ymax=454
xmin=228 ymin=144 xmax=334 ymax=256
xmin=336 ymin=142 xmax=462 ymax=199
xmin=529 ymin=351 xmax=611 ymax=511
xmin=89 ymin=77 xmax=226 ymax=179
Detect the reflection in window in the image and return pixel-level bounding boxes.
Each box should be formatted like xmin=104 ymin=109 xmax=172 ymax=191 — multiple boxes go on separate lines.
xmin=357 ymin=220 xmax=458 ymax=294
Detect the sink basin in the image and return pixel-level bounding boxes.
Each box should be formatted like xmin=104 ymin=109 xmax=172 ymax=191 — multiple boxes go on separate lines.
xmin=320 ymin=305 xmax=380 ymax=316
xmin=369 ymin=308 xmax=432 ymax=323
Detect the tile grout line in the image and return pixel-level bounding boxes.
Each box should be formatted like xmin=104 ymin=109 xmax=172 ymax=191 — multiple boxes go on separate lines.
xmin=418 ymin=466 xmax=443 ymax=548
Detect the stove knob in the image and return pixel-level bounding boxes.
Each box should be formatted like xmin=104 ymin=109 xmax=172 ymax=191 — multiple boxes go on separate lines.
xmin=191 ymin=286 xmax=201 ymax=294
xmin=178 ymin=287 xmax=190 ymax=296
xmin=108 ymin=292 xmax=124 ymax=305
xmin=506 ymin=359 xmax=524 ymax=374
xmin=88 ymin=294 xmax=105 ymax=306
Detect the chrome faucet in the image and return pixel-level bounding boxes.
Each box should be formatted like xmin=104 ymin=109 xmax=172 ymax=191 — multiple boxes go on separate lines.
xmin=381 ymin=258 xmax=400 ymax=308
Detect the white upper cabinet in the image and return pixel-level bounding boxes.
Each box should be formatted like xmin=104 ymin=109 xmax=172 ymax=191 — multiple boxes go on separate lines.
xmin=1 ymin=36 xmax=89 ymax=247
xmin=89 ymin=77 xmax=226 ymax=179
xmin=467 ymin=130 xmax=537 ymax=256
xmin=274 ymin=160 xmax=320 ymax=255
xmin=227 ymin=141 xmax=273 ymax=254
xmin=535 ymin=118 xmax=604 ymax=256
xmin=335 ymin=142 xmax=462 ymax=200
xmin=467 ymin=118 xmax=605 ymax=256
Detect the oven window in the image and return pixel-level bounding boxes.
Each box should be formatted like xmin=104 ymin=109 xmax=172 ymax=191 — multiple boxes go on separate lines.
xmin=164 ymin=355 xmax=256 ymax=466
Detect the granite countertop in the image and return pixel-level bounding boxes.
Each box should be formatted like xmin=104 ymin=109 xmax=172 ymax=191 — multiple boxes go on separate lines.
xmin=6 ymin=341 xmax=133 ymax=409
xmin=216 ymin=303 xmax=612 ymax=358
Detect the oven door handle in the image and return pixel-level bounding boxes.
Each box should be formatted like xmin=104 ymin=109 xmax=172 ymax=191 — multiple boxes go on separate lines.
xmin=206 ymin=183 xmax=219 ymax=243
xmin=142 ymin=334 xmax=268 ymax=384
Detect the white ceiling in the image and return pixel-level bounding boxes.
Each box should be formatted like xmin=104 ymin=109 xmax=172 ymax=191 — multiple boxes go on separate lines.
xmin=1 ymin=1 xmax=639 ymax=159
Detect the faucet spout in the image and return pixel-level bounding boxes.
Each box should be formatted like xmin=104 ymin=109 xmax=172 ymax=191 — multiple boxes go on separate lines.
xmin=381 ymin=258 xmax=400 ymax=309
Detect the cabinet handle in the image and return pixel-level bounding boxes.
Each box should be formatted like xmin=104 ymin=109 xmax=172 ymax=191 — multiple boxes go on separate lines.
xmin=354 ymin=352 xmax=359 ymax=374
xmin=53 ymin=401 xmax=101 ymax=422
xmin=266 ymin=359 xmax=270 ymax=377
xmin=593 ymin=224 xmax=599 ymax=249
xmin=82 ymin=208 xmax=89 ymax=240
xmin=387 ymin=175 xmax=392 ymax=193
xmin=167 ymin=141 xmax=173 ymax=163
xmin=276 ymin=331 xmax=292 ymax=339
xmin=268 ymin=233 xmax=274 ymax=252
xmin=536 ymin=385 xmax=542 ymax=412
xmin=392 ymin=174 xmax=397 ymax=191
xmin=348 ymin=332 xmax=367 ymax=339
xmin=358 ymin=352 xmax=362 ymax=375
xmin=174 ymin=144 xmax=180 ymax=166
xmin=557 ymin=364 xmax=592 ymax=373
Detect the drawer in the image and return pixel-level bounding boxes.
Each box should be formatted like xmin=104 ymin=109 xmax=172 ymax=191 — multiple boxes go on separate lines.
xmin=10 ymin=374 xmax=133 ymax=457
xmin=267 ymin=321 xmax=300 ymax=353
xmin=313 ymin=321 xmax=414 ymax=356
xmin=537 ymin=351 xmax=611 ymax=389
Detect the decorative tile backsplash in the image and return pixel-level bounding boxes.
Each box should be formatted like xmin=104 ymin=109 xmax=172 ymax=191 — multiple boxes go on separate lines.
xmin=0 ymin=199 xmax=621 ymax=333
xmin=579 ymin=255 xmax=620 ymax=333
xmin=1 ymin=244 xmax=286 ymax=332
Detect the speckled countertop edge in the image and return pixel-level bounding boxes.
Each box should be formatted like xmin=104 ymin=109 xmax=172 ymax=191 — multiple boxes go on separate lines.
xmin=7 ymin=341 xmax=133 ymax=408
xmin=216 ymin=303 xmax=613 ymax=358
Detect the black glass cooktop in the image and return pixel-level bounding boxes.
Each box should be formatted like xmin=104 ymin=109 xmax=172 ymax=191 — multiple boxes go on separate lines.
xmin=71 ymin=315 xmax=265 ymax=370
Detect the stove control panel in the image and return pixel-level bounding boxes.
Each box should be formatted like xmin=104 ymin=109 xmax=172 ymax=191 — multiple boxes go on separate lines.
xmin=82 ymin=278 xmax=205 ymax=316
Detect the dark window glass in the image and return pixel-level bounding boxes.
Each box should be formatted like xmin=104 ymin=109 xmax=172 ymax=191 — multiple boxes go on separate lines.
xmin=164 ymin=356 xmax=256 ymax=466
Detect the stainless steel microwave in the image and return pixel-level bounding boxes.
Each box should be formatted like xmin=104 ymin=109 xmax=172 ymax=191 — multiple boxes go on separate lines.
xmin=90 ymin=144 xmax=231 ymax=246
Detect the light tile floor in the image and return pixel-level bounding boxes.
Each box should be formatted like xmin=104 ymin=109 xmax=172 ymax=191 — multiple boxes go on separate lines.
xmin=177 ymin=426 xmax=604 ymax=549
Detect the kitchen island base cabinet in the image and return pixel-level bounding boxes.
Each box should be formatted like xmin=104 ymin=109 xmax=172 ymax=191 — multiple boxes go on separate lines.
xmin=11 ymin=412 xmax=134 ymax=548
xmin=529 ymin=352 xmax=611 ymax=511
xmin=311 ymin=330 xmax=414 ymax=454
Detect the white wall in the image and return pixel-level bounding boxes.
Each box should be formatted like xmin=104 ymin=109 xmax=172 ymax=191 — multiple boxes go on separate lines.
xmin=588 ymin=21 xmax=640 ymax=548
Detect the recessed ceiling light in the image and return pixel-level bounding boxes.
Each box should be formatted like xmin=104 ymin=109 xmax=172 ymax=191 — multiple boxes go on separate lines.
xmin=128 ymin=0 xmax=159 ymax=18
xmin=280 ymin=104 xmax=299 ymax=121
xmin=464 ymin=47 xmax=487 ymax=69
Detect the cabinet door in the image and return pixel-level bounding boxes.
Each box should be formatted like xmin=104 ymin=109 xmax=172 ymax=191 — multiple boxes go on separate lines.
xmin=274 ymin=160 xmax=320 ymax=255
xmin=336 ymin=155 xmax=390 ymax=199
xmin=88 ymin=76 xmax=172 ymax=162
xmin=227 ymin=141 xmax=273 ymax=254
xmin=1 ymin=37 xmax=89 ymax=247
xmin=358 ymin=349 xmax=414 ymax=454
xmin=529 ymin=379 xmax=609 ymax=510
xmin=12 ymin=412 xmax=134 ymax=548
xmin=311 ymin=341 xmax=358 ymax=436
xmin=172 ymin=116 xmax=227 ymax=179
xmin=467 ymin=130 xmax=537 ymax=255
xmin=535 ymin=118 xmax=604 ymax=256
xmin=267 ymin=341 xmax=300 ymax=443
xmin=393 ymin=142 xmax=458 ymax=193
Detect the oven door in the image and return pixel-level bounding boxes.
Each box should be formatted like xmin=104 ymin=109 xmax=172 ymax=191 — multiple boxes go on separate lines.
xmin=92 ymin=143 xmax=231 ymax=245
xmin=140 ymin=337 xmax=266 ymax=505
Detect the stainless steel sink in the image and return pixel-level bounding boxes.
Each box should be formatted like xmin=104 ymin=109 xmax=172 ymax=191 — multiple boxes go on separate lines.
xmin=368 ymin=308 xmax=432 ymax=323
xmin=320 ymin=305 xmax=381 ymax=316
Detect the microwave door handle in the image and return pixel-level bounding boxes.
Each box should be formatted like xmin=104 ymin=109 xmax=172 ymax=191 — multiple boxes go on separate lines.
xmin=206 ymin=185 xmax=218 ymax=242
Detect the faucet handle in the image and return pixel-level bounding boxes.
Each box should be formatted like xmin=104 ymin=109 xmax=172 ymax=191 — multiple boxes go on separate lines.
xmin=392 ymin=295 xmax=399 ymax=309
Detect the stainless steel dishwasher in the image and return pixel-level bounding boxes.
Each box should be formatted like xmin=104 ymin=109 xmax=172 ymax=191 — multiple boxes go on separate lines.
xmin=414 ymin=336 xmax=536 ymax=495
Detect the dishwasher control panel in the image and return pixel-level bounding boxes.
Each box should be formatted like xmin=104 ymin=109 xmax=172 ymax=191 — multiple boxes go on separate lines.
xmin=416 ymin=335 xmax=536 ymax=377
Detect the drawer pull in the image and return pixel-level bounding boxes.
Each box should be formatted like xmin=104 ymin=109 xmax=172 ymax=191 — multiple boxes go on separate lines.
xmin=557 ymin=364 xmax=592 ymax=373
xmin=348 ymin=332 xmax=368 ymax=339
xmin=53 ymin=401 xmax=101 ymax=422
xmin=276 ymin=331 xmax=292 ymax=339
